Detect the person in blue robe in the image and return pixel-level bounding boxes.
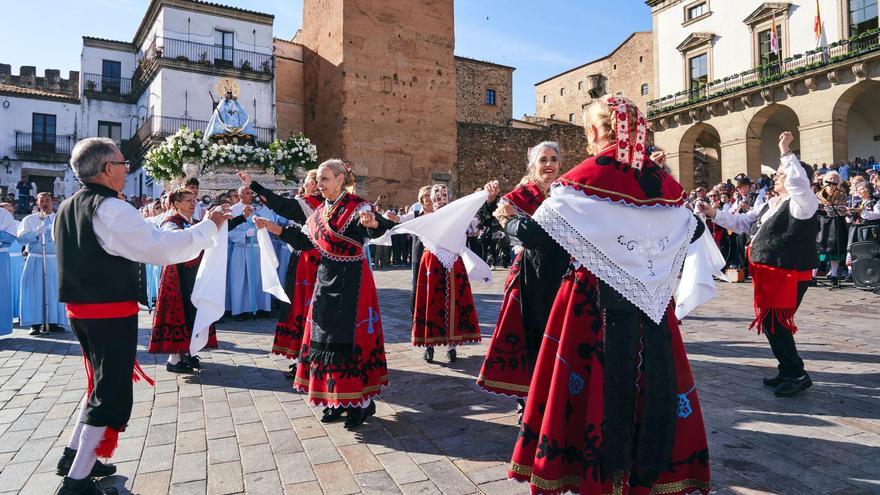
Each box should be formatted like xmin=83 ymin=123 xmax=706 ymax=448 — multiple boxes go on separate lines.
xmin=0 ymin=204 xmax=19 ymax=336
xmin=227 ymin=186 xmax=278 ymax=320
xmin=205 ymin=90 xmax=256 ymax=143
xmin=17 ymin=193 xmax=67 ymax=334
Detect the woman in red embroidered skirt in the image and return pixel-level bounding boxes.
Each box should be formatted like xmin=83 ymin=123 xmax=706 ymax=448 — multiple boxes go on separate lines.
xmin=149 ymin=189 xmax=248 ymax=373
xmin=508 ymin=97 xmax=711 ymax=495
xmin=254 ymin=160 xmax=394 ymax=430
xmin=477 ymin=143 xmax=569 ymax=404
xmin=239 ymin=170 xmax=323 ymax=378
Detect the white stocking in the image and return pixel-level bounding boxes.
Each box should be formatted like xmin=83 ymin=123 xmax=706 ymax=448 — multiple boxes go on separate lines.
xmin=65 ymin=396 xmax=89 ymax=450
xmin=67 ymin=424 xmax=105 ymax=479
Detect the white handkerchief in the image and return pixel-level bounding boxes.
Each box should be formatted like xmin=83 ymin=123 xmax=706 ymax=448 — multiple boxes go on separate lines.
xmin=191 ymin=222 xmax=228 ymax=355
xmin=257 ymin=227 xmax=290 ymax=303
xmin=675 ymin=225 xmax=729 ymax=320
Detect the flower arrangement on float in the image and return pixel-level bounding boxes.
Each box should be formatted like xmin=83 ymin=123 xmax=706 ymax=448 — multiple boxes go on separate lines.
xmin=143 ymin=126 xmax=318 ymax=186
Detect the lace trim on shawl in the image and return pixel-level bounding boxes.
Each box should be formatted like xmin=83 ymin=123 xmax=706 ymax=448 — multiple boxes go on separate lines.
xmin=424 ymin=245 xmax=460 ymax=272
xmin=532 ymin=198 xmax=696 ymax=324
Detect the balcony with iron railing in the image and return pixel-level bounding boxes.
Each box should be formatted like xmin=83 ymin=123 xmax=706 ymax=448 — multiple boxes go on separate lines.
xmin=124 ymin=115 xmax=275 ymax=165
xmin=647 ymin=28 xmax=880 ymax=118
xmin=14 ymin=132 xmax=75 ymax=162
xmin=82 ymin=73 xmax=134 ymax=101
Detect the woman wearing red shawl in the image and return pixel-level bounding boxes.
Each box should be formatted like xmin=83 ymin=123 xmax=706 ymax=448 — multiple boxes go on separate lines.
xmin=477 ymin=142 xmax=569 ymax=407
xmin=508 ymin=97 xmax=711 ymax=495
xmin=149 ymin=189 xmax=248 ymax=372
xmin=238 ymin=170 xmax=323 ymax=378
xmin=410 ymin=182 xmax=499 ymax=363
xmin=698 ymin=131 xmax=818 ymax=397
xmin=254 ymin=160 xmax=394 ymax=430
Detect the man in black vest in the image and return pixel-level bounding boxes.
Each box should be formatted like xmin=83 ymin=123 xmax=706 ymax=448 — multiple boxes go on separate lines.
xmin=54 ymin=137 xmax=230 ymax=495
xmin=698 ymin=131 xmax=818 ymax=397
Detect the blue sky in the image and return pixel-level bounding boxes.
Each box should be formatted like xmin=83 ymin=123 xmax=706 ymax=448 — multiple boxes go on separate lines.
xmin=0 ymin=0 xmax=652 ymax=118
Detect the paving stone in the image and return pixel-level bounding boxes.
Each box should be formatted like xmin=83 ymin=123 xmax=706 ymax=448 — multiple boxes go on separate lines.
xmin=267 ymin=428 xmax=303 ymax=455
xmin=357 ymin=470 xmax=403 ymax=494
xmin=340 ymin=443 xmax=384 ymax=474
xmin=208 ymin=436 xmax=241 ymax=465
xmin=207 ymin=461 xmax=244 ymax=495
xmin=419 ymin=459 xmax=478 ymax=494
xmin=283 ymin=480 xmax=323 ymax=495
xmin=170 ymin=479 xmax=207 ymax=495
xmin=176 ymin=429 xmax=207 ymax=454
xmin=313 ymin=460 xmax=360 ymax=495
xmin=302 ymin=436 xmax=342 ymax=465
xmin=276 ymin=452 xmax=317 ymax=485
xmin=234 ymin=421 xmax=269 ymax=447
xmin=377 ymin=451 xmax=428 ymax=485
xmin=172 ymin=451 xmax=207 ymax=484
xmin=139 ymin=444 xmax=176 ymax=474
xmin=244 ymin=470 xmax=284 ymax=493
xmin=241 ymin=443 xmax=277 ymax=473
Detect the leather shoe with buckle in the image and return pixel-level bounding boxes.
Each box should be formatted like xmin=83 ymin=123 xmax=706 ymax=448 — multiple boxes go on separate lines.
xmin=774 ymin=374 xmax=812 ymax=397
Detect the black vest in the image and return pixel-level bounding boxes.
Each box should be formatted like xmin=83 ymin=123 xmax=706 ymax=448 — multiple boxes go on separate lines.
xmin=55 ymin=183 xmax=139 ymax=303
xmin=749 ymin=198 xmax=819 ymax=271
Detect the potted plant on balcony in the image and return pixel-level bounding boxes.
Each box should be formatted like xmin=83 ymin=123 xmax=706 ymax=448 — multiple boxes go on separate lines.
xmin=199 ymin=52 xmax=211 ymax=66
xmin=261 ymin=59 xmax=272 ymax=73
xmin=240 ymin=59 xmax=252 ymax=71
xmin=85 ymin=79 xmax=97 ymax=92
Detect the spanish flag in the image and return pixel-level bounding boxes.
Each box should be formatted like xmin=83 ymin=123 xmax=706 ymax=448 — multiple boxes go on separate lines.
xmin=814 ymin=0 xmax=823 ymax=44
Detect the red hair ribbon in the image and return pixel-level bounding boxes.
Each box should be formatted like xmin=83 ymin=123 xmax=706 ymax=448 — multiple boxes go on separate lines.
xmin=606 ymin=97 xmax=647 ymax=169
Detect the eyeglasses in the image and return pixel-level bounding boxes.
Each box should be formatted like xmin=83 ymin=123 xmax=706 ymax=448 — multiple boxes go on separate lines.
xmin=107 ymin=160 xmax=131 ymax=172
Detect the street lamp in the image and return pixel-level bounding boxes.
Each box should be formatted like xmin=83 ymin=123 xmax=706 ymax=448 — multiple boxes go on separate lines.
xmin=1 ymin=156 xmax=10 ymax=174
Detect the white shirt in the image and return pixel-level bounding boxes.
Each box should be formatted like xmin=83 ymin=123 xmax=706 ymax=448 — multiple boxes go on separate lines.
xmin=713 ymin=154 xmax=818 ymax=235
xmin=92 ymin=197 xmax=219 ymax=266
xmin=862 ymin=201 xmax=880 ymax=221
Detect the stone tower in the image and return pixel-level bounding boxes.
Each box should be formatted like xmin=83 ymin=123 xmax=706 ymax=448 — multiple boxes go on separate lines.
xmin=296 ymin=0 xmax=457 ymax=206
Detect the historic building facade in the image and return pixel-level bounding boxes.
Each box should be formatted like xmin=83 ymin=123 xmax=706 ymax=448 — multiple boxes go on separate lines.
xmin=1 ymin=0 xmax=278 ymax=199
xmin=648 ymin=0 xmax=880 ymax=189
xmin=534 ymin=32 xmax=654 ymax=123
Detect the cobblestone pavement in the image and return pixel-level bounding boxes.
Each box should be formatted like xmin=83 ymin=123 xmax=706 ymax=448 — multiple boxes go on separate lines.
xmin=1 ymin=268 xmax=879 ymax=494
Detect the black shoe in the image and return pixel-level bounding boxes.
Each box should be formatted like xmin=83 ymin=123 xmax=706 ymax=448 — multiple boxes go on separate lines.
xmin=320 ymin=407 xmax=345 ymax=423
xmin=423 ymin=347 xmax=434 ymax=363
xmin=762 ymin=375 xmax=784 ymax=387
xmin=516 ymin=398 xmax=526 ymax=426
xmin=829 ymin=276 xmax=840 ymax=287
xmin=58 ymin=476 xmax=110 ymax=494
xmin=182 ymin=354 xmax=201 ymax=369
xmin=234 ymin=314 xmax=248 ymax=322
xmin=56 ymin=448 xmax=118 ymax=478
xmin=344 ymin=401 xmax=376 ymax=430
xmin=774 ymin=374 xmax=813 ymax=397
xmin=30 ymin=326 xmax=43 ymax=336
xmin=50 ymin=324 xmax=65 ymax=333
xmin=809 ymin=278 xmax=818 ymax=287
xmin=283 ymin=363 xmax=297 ymax=380
xmin=446 ymin=348 xmax=457 ymax=363
xmin=166 ymin=361 xmax=195 ymax=374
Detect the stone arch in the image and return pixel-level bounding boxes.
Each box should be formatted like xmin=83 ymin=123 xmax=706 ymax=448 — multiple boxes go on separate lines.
xmin=679 ymin=123 xmax=722 ymax=189
xmin=746 ymin=104 xmax=800 ymax=177
xmin=832 ymin=80 xmax=880 ymax=164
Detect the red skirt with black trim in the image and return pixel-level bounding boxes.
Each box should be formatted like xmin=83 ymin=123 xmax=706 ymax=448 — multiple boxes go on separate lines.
xmin=477 ymin=251 xmax=530 ymax=398
xmin=411 ymin=251 xmax=481 ymax=347
xmin=508 ymin=267 xmax=711 ymax=495
xmin=272 ymin=248 xmax=320 ymax=358
xmin=293 ymin=258 xmax=389 ymax=407
xmin=149 ymin=262 xmax=217 ymax=354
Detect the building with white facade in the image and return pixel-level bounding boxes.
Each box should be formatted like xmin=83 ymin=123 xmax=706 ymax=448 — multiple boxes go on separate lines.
xmin=0 ymin=66 xmax=80 ymax=200
xmin=648 ymin=0 xmax=880 ymax=188
xmin=0 ymin=0 xmax=277 ymax=201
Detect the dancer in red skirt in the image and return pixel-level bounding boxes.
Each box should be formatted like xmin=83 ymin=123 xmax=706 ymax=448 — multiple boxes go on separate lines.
xmin=238 ymin=170 xmax=323 ymax=378
xmin=477 ymin=142 xmax=569 ymax=408
xmin=508 ymin=97 xmax=712 ymax=494
xmin=149 ymin=189 xmax=249 ymax=372
xmin=410 ymin=182 xmax=499 ymax=363
xmin=254 ymin=159 xmax=394 ymax=429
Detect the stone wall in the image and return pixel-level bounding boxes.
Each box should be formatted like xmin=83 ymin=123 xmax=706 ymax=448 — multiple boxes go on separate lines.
xmin=534 ymin=32 xmax=653 ymax=122
xmin=455 ymin=56 xmax=513 ymax=126
xmin=0 ymin=64 xmax=79 ymax=98
xmin=456 ymin=121 xmax=589 ymax=195
xmin=273 ymin=39 xmax=305 ymax=139
xmin=297 ymin=0 xmax=458 ymax=207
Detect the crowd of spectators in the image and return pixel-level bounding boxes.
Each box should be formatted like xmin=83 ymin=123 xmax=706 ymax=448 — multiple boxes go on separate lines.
xmin=690 ymin=155 xmax=880 ymax=285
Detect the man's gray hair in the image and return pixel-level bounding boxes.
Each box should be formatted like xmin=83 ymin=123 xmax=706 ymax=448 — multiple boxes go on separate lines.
xmin=70 ymin=137 xmax=118 ymax=180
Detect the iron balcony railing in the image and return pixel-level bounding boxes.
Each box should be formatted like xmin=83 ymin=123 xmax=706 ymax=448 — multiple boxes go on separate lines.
xmin=647 ymin=28 xmax=880 ymax=117
xmin=83 ymin=73 xmax=134 ymax=99
xmin=141 ymin=36 xmax=274 ymax=75
xmin=14 ymin=131 xmax=75 ymax=157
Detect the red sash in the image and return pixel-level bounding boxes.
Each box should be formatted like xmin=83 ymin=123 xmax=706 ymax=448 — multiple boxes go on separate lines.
xmin=306 ymin=193 xmax=369 ymax=260
xmin=747 ymin=247 xmax=812 ymax=334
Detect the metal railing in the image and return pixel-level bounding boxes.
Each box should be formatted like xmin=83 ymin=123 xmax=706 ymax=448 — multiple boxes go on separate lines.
xmin=141 ymin=36 xmax=274 ymax=75
xmin=648 ymin=28 xmax=880 ymax=116
xmin=83 ymin=73 xmax=134 ymax=98
xmin=14 ymin=131 xmax=75 ymax=157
